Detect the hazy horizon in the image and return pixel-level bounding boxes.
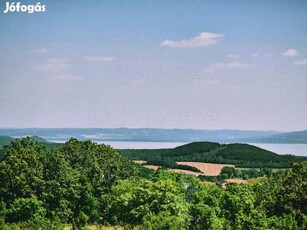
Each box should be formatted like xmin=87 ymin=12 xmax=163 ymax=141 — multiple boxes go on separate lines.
xmin=0 ymin=126 xmax=305 ymax=133
xmin=1 ymin=1 xmax=307 ymax=131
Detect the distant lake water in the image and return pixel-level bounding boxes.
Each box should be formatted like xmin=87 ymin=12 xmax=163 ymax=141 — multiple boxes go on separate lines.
xmin=53 ymin=140 xmax=307 ymax=157
xmin=95 ymin=141 xmax=187 ymax=149
xmin=251 ymin=143 xmax=307 ymax=157
xmin=96 ymin=141 xmax=307 ymax=157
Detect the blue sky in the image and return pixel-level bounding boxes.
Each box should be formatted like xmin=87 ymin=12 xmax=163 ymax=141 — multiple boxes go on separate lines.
xmin=0 ymin=0 xmax=307 ymax=131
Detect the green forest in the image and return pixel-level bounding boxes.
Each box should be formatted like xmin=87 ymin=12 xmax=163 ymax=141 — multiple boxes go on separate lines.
xmin=0 ymin=137 xmax=306 ymax=229
xmin=119 ymin=142 xmax=307 ymax=169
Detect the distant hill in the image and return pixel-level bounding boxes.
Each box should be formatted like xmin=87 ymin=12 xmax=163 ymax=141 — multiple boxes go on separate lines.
xmin=0 ymin=135 xmax=49 ymax=150
xmin=119 ymin=142 xmax=307 ymax=168
xmin=169 ymin=142 xmax=221 ymax=157
xmin=251 ymin=130 xmax=307 ymax=143
xmin=0 ymin=128 xmax=306 ymax=143
xmin=32 ymin=135 xmax=49 ymax=143
xmin=0 ymin=128 xmax=280 ymax=143
xmin=0 ymin=136 xmax=14 ymax=149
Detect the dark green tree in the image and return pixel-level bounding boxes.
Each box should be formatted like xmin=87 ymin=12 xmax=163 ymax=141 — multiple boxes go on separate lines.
xmin=0 ymin=137 xmax=46 ymax=223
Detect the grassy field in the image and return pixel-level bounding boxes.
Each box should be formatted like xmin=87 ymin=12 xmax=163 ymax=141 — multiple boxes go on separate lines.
xmin=225 ymin=178 xmax=248 ymax=184
xmin=247 ymin=176 xmax=267 ymax=186
xmin=236 ymin=167 xmax=288 ymax=172
xmin=133 ymin=160 xmax=147 ymax=164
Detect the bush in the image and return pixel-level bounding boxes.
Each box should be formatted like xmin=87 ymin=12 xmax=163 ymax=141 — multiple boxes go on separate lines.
xmin=142 ymin=211 xmax=187 ymax=230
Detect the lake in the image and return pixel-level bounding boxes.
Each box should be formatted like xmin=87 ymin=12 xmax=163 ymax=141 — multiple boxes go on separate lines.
xmin=93 ymin=141 xmax=307 ymax=157
xmin=53 ymin=140 xmax=307 ymax=157
xmin=251 ymin=143 xmax=307 ymax=157
xmin=95 ymin=141 xmax=187 ymax=149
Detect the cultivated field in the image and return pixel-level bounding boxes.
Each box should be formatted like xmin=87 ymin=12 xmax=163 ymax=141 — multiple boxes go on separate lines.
xmin=177 ymin=162 xmax=235 ymax=176
xmin=143 ymin=165 xmax=160 ymax=170
xmin=169 ymin=169 xmax=204 ymax=176
xmin=222 ymin=178 xmax=248 ymax=189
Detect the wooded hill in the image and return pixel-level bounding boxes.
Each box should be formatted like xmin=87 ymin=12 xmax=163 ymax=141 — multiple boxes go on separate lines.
xmin=119 ymin=142 xmax=307 ymax=168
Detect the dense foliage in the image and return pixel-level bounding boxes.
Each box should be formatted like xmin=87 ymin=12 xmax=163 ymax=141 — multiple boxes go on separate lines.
xmin=103 ymin=164 xmax=307 ymax=229
xmin=120 ymin=142 xmax=307 ymax=168
xmin=0 ymin=138 xmax=306 ymax=229
xmin=145 ymin=159 xmax=202 ymax=173
xmin=199 ymin=166 xmax=274 ymax=183
xmin=0 ymin=137 xmax=137 ymax=229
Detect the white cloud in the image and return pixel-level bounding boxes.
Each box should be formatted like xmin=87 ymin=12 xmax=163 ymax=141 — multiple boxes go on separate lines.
xmin=282 ymin=49 xmax=298 ymax=57
xmin=294 ymin=59 xmax=307 ymax=66
xmin=33 ymin=48 xmax=49 ymax=54
xmin=160 ymin=32 xmax=224 ymax=48
xmin=84 ymin=56 xmax=114 ymax=63
xmin=227 ymin=54 xmax=240 ymax=59
xmin=251 ymin=53 xmax=273 ymax=58
xmin=37 ymin=58 xmax=70 ymax=70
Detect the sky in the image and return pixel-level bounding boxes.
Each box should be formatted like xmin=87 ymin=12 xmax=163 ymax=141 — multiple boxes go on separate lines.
xmin=0 ymin=0 xmax=307 ymax=131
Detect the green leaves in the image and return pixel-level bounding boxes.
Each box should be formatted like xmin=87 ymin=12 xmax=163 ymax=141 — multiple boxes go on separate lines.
xmin=6 ymin=197 xmax=46 ymax=223
xmin=0 ymin=137 xmax=306 ymax=229
xmin=105 ymin=172 xmax=189 ymax=228
xmin=0 ymin=138 xmax=45 ymax=202
xmin=0 ymin=137 xmax=139 ymax=228
xmin=59 ymin=138 xmax=137 ymax=195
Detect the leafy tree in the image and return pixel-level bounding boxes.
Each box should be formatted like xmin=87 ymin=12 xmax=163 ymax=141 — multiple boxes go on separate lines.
xmin=105 ymin=172 xmax=189 ymax=228
xmin=59 ymin=138 xmax=138 ymax=196
xmin=0 ymin=137 xmax=305 ymax=229
xmin=58 ymin=139 xmax=139 ymax=229
xmin=0 ymin=137 xmax=46 ymax=208
xmin=39 ymin=149 xmax=80 ymax=223
xmin=221 ymin=166 xmax=236 ymax=178
xmin=267 ymin=214 xmax=299 ymax=230
xmin=254 ymin=161 xmax=307 ymax=228
xmin=279 ymin=162 xmax=307 ymax=223
xmin=143 ymin=211 xmax=186 ymax=230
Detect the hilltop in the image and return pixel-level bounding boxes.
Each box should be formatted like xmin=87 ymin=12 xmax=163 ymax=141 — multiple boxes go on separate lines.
xmin=119 ymin=141 xmax=307 ymax=168
xmin=251 ymin=130 xmax=307 ymax=143
xmin=1 ymin=128 xmax=306 ymax=143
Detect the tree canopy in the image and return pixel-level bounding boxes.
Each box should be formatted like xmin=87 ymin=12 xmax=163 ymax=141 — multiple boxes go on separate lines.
xmin=0 ymin=137 xmax=306 ymax=229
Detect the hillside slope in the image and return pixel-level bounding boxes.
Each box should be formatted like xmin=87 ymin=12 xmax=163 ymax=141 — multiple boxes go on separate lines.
xmin=119 ymin=142 xmax=307 ymax=168
xmin=0 ymin=128 xmax=280 ymax=142
xmin=252 ymin=130 xmax=307 ymax=143
xmin=0 ymin=136 xmax=14 ymax=150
